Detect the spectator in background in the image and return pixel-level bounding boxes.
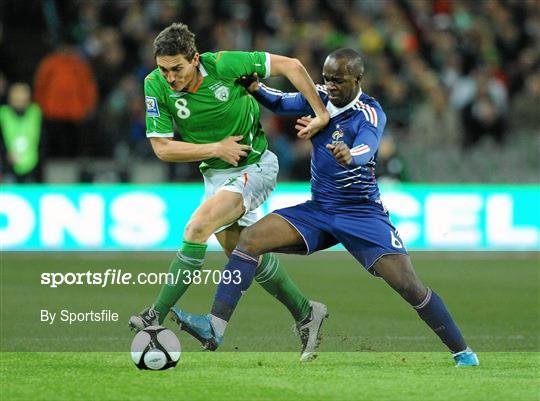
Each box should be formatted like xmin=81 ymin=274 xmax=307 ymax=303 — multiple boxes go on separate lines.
xmin=409 ymin=84 xmax=461 ymax=147
xmin=510 ymin=70 xmax=540 ymax=136
xmin=33 ymin=36 xmax=97 ymax=158
xmin=375 ymin=135 xmax=408 ymax=183
xmin=2 ymin=0 xmax=537 ymax=182
xmin=100 ymin=74 xmax=147 ymax=158
xmin=507 ymin=46 xmax=539 ymax=97
xmin=450 ymin=65 xmax=508 ymax=112
xmin=405 ymin=84 xmax=463 ymax=181
xmin=346 ymin=13 xmax=385 ymax=56
xmin=461 ymin=73 xmax=508 ymax=147
xmin=86 ymin=27 xmax=126 ymax=100
xmin=0 ymin=83 xmax=43 ymax=183
xmin=381 ymin=78 xmax=413 ymax=136
xmin=0 ymin=73 xmax=7 ymax=104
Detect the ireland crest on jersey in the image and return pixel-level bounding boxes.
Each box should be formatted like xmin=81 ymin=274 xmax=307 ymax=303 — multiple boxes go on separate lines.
xmin=210 ymin=83 xmax=229 ymax=102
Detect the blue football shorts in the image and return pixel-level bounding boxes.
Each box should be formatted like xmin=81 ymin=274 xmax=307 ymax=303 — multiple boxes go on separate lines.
xmin=272 ymin=200 xmax=408 ymax=274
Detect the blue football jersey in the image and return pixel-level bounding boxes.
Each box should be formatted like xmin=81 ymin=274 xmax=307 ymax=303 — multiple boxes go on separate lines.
xmin=254 ymin=83 xmax=387 ymax=207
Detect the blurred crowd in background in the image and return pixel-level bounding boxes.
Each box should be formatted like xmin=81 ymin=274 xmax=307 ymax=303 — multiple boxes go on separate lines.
xmin=0 ymin=0 xmax=538 ymax=183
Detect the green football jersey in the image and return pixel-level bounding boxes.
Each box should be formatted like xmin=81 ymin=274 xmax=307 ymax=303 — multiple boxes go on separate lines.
xmin=145 ymin=51 xmax=271 ymax=172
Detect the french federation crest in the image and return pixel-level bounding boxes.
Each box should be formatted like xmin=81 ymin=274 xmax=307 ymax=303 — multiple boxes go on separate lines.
xmin=332 ymin=125 xmax=344 ymax=145
xmin=214 ymin=85 xmax=229 ymax=102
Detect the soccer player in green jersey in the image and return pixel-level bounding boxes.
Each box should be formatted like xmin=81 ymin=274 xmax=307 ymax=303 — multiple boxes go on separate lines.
xmin=129 ymin=23 xmax=331 ymax=360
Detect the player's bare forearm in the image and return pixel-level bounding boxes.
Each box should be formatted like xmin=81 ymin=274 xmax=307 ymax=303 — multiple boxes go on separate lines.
xmin=149 ymin=136 xmax=250 ymax=166
xmin=150 ymin=137 xmax=216 ymax=162
xmin=269 ymin=55 xmax=325 ymax=116
xmin=269 ymin=54 xmax=329 ymax=137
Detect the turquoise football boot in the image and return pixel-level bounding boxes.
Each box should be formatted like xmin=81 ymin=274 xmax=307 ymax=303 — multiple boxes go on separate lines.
xmin=453 ymin=347 xmax=479 ymax=367
xmin=170 ymin=307 xmax=222 ymax=351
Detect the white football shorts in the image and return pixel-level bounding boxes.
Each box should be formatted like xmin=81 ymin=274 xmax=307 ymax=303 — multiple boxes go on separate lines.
xmin=202 ymin=149 xmax=279 ymax=233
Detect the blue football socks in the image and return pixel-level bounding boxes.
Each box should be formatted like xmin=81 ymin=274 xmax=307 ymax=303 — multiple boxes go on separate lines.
xmin=414 ymin=288 xmax=468 ymax=353
xmin=211 ymin=248 xmax=258 ymax=321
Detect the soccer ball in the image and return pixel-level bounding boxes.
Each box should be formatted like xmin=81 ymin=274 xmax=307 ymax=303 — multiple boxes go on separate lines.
xmin=131 ymin=326 xmax=181 ymax=370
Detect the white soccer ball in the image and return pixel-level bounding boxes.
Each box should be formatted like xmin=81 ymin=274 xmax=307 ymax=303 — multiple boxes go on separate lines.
xmin=130 ymin=326 xmax=181 ymax=370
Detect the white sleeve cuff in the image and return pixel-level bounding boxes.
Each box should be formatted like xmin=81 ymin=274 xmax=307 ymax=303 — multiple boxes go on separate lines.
xmin=146 ymin=132 xmax=174 ymax=138
xmin=264 ymin=52 xmax=271 ymax=79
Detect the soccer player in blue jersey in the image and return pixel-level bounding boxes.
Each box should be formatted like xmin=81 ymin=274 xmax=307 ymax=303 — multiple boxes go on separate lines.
xmin=172 ymin=48 xmax=479 ymax=366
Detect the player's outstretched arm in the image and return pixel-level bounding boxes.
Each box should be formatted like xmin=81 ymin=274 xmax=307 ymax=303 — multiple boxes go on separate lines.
xmin=150 ymin=136 xmax=250 ymax=166
xmin=239 ymin=74 xmax=314 ymax=116
xmin=269 ymin=54 xmax=330 ymax=139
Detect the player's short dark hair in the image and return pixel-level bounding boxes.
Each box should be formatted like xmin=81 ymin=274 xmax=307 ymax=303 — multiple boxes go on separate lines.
xmin=328 ymin=48 xmax=364 ymax=79
xmin=153 ymin=23 xmax=198 ymax=60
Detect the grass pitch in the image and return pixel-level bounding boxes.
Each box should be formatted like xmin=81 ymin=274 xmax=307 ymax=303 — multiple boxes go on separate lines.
xmin=2 ymin=352 xmax=539 ymax=401
xmin=1 ymin=252 xmax=539 ymax=400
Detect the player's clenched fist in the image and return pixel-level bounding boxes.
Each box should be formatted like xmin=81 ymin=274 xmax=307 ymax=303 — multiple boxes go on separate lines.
xmin=295 ymin=115 xmax=330 ymax=140
xmin=326 ymin=142 xmax=352 ymax=166
xmin=213 ymin=135 xmax=251 ymax=166
xmin=236 ymin=73 xmax=260 ymax=93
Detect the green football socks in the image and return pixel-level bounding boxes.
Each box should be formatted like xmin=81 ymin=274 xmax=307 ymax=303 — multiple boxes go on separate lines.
xmin=255 ymin=253 xmax=311 ymax=322
xmin=154 ymin=243 xmax=310 ymax=324
xmin=154 ymin=241 xmax=207 ymax=323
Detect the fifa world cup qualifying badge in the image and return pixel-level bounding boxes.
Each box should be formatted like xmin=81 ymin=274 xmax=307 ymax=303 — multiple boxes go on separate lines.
xmin=145 ymin=96 xmax=160 ymax=117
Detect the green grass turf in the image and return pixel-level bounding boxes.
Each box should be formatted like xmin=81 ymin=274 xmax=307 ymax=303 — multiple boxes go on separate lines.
xmin=1 ymin=352 xmax=539 ymax=401
xmin=1 ymin=252 xmax=539 ymax=400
